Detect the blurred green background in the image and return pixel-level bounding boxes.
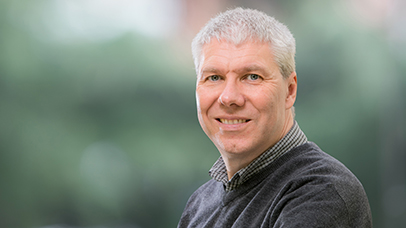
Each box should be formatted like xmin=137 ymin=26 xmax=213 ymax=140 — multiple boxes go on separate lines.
xmin=1 ymin=0 xmax=405 ymax=227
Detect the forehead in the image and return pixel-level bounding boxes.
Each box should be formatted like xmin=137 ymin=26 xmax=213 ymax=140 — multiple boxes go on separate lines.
xmin=199 ymin=39 xmax=276 ymax=74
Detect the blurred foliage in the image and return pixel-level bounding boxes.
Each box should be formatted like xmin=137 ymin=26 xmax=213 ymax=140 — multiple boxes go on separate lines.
xmin=0 ymin=0 xmax=405 ymax=228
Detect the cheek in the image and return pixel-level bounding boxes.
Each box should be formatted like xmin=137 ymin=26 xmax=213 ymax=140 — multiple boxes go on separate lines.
xmin=196 ymin=88 xmax=217 ymax=113
xmin=252 ymin=89 xmax=275 ymax=111
xmin=251 ymin=89 xmax=284 ymax=121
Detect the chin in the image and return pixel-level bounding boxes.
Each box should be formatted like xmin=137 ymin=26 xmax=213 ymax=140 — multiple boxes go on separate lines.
xmin=219 ymin=144 xmax=253 ymax=156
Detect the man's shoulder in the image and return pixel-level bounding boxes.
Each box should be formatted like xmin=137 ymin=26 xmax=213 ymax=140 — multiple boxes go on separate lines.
xmin=193 ymin=178 xmax=222 ymax=195
xmin=273 ymin=142 xmax=364 ymax=188
xmin=180 ymin=178 xmax=224 ymax=225
xmin=283 ymin=142 xmax=358 ymax=177
xmin=185 ymin=179 xmax=223 ymax=206
xmin=266 ymin=141 xmax=372 ymax=226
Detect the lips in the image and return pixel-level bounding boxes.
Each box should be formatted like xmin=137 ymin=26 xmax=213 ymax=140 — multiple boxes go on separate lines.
xmin=217 ymin=118 xmax=250 ymax=124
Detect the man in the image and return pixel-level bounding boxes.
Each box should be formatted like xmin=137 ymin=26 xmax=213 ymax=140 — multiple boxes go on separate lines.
xmin=178 ymin=7 xmax=372 ymax=228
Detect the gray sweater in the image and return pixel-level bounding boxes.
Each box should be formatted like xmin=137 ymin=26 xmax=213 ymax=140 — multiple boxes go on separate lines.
xmin=178 ymin=142 xmax=372 ymax=227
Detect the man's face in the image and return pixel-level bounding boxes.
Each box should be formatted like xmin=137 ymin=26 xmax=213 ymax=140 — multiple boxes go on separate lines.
xmin=196 ymin=39 xmax=297 ymax=160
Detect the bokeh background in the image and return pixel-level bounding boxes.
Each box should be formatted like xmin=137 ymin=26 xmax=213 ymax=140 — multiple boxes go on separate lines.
xmin=1 ymin=0 xmax=405 ymax=227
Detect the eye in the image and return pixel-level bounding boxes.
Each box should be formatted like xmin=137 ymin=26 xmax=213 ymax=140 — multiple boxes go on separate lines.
xmin=208 ymin=75 xmax=220 ymax=81
xmin=247 ymin=74 xmax=260 ymax=81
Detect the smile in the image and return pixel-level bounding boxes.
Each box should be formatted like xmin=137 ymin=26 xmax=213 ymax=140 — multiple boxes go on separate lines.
xmin=217 ymin=119 xmax=250 ymax=124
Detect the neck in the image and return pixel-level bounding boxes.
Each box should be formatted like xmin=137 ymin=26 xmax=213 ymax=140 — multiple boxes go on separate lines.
xmin=223 ymin=112 xmax=295 ymax=180
xmin=224 ymin=156 xmax=251 ymax=180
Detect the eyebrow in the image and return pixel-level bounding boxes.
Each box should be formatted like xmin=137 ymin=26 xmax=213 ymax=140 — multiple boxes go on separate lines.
xmin=200 ymin=67 xmax=222 ymax=75
xmin=200 ymin=64 xmax=267 ymax=75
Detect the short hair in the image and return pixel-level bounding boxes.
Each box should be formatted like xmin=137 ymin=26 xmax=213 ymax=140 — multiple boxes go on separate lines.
xmin=192 ymin=7 xmax=296 ymax=79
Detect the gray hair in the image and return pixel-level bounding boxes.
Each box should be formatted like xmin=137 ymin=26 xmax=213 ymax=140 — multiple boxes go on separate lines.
xmin=192 ymin=7 xmax=296 ymax=78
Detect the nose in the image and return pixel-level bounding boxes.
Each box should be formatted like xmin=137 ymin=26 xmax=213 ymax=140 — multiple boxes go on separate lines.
xmin=219 ymin=80 xmax=245 ymax=107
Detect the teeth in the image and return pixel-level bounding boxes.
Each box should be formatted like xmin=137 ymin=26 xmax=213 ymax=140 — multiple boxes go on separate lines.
xmin=220 ymin=119 xmax=247 ymax=124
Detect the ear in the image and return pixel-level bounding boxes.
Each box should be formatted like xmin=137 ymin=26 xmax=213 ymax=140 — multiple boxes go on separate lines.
xmin=285 ymin=72 xmax=297 ymax=110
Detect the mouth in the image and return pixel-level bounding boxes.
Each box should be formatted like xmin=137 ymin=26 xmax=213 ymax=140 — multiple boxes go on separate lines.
xmin=216 ymin=118 xmax=251 ymax=125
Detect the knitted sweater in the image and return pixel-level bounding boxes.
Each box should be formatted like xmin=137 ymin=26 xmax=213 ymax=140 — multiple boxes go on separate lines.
xmin=178 ymin=142 xmax=372 ymax=228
